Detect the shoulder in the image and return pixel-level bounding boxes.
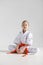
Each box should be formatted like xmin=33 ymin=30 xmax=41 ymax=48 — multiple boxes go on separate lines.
xmin=27 ymin=31 xmax=33 ymax=38
xmin=17 ymin=31 xmax=22 ymax=36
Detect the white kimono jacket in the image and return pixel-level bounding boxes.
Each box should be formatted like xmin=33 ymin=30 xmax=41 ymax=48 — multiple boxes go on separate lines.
xmin=14 ymin=30 xmax=33 ymax=46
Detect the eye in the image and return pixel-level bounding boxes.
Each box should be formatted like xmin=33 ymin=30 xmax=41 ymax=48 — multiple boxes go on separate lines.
xmin=25 ymin=24 xmax=27 ymax=26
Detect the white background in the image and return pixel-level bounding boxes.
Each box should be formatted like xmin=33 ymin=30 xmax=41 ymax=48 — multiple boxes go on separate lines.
xmin=0 ymin=0 xmax=43 ymax=50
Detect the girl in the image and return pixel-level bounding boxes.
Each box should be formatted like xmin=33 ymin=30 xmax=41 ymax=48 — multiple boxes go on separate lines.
xmin=8 ymin=20 xmax=39 ymax=56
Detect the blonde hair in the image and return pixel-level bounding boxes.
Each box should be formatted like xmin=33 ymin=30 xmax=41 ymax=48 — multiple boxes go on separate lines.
xmin=22 ymin=20 xmax=29 ymax=25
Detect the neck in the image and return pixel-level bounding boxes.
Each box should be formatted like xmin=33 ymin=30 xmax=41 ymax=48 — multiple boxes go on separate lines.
xmin=23 ymin=30 xmax=26 ymax=33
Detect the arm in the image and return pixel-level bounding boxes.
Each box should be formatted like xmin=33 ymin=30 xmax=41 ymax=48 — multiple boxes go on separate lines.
xmin=26 ymin=32 xmax=33 ymax=46
xmin=15 ymin=44 xmax=20 ymax=53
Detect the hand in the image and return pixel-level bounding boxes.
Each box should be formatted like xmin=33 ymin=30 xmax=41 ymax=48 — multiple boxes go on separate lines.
xmin=16 ymin=48 xmax=23 ymax=54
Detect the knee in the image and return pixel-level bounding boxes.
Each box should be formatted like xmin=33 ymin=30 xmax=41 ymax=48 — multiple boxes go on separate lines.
xmin=36 ymin=48 xmax=40 ymax=53
xmin=8 ymin=45 xmax=15 ymax=51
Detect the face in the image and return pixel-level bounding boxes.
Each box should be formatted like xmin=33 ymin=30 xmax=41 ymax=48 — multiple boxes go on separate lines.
xmin=22 ymin=22 xmax=29 ymax=32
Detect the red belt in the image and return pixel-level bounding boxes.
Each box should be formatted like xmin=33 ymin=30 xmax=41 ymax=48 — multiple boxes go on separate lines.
xmin=9 ymin=43 xmax=29 ymax=54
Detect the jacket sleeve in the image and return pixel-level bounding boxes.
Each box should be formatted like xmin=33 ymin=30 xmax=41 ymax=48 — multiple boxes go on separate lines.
xmin=26 ymin=32 xmax=33 ymax=46
xmin=13 ymin=32 xmax=21 ymax=45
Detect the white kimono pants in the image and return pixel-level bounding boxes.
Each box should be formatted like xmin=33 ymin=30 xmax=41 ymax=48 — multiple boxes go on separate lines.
xmin=8 ymin=45 xmax=40 ymax=53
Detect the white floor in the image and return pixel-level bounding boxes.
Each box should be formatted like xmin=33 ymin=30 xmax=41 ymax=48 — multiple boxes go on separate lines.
xmin=0 ymin=48 xmax=43 ymax=65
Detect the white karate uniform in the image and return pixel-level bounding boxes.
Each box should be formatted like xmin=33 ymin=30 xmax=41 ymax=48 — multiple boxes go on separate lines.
xmin=8 ymin=31 xmax=39 ymax=53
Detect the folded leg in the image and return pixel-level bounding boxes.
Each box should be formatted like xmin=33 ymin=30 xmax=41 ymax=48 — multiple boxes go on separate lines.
xmin=8 ymin=45 xmax=17 ymax=53
xmin=28 ymin=47 xmax=40 ymax=53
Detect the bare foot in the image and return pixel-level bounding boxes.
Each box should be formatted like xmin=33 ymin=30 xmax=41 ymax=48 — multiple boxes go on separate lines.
xmin=7 ymin=52 xmax=12 ymax=54
xmin=22 ymin=54 xmax=28 ymax=57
